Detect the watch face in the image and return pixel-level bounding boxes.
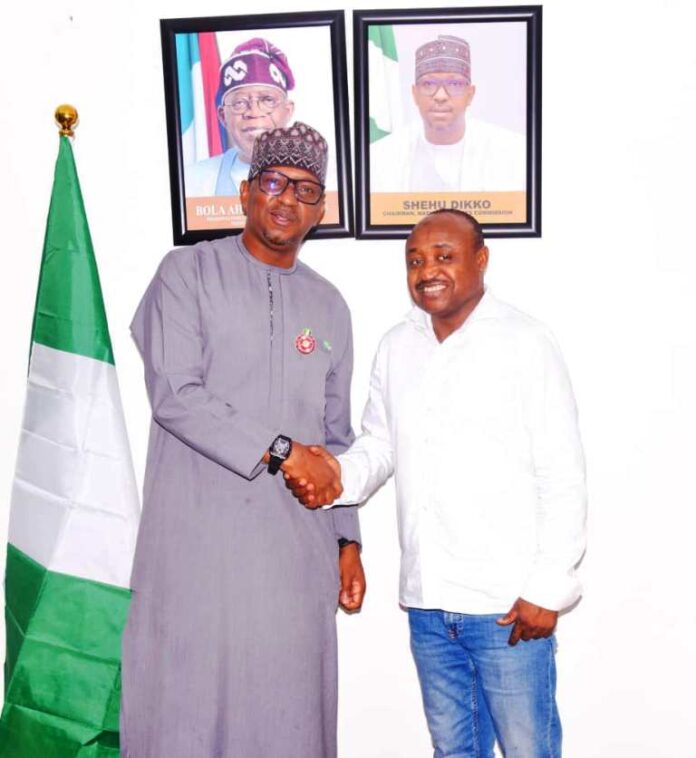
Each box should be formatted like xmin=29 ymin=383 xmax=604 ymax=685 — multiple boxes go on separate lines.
xmin=272 ymin=437 xmax=291 ymax=458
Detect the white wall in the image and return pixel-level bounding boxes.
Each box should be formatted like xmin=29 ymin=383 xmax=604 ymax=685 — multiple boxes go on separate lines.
xmin=1 ymin=1 xmax=695 ymax=756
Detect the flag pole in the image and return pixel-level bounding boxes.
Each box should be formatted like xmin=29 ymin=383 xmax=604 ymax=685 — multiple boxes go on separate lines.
xmin=54 ymin=103 xmax=79 ymax=137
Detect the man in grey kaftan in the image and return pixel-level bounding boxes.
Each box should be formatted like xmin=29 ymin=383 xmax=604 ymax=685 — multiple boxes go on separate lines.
xmin=121 ymin=123 xmax=362 ymax=758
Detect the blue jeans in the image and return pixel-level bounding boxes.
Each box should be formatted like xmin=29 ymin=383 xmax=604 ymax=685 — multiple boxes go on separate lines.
xmin=408 ymin=609 xmax=561 ymax=758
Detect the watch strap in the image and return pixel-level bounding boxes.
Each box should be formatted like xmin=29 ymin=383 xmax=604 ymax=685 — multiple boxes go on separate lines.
xmin=268 ymin=434 xmax=292 ymax=476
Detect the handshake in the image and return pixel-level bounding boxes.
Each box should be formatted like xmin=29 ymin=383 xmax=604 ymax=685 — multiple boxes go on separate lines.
xmin=282 ymin=442 xmax=343 ymax=509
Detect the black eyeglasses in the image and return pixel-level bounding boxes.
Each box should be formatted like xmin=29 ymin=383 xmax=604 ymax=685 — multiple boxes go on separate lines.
xmin=416 ymin=78 xmax=470 ymax=97
xmin=253 ymin=169 xmax=324 ymax=205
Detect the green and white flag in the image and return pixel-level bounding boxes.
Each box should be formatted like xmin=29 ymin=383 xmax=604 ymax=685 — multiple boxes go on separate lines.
xmin=0 ymin=135 xmax=140 ymax=757
xmin=367 ymin=25 xmax=401 ymax=143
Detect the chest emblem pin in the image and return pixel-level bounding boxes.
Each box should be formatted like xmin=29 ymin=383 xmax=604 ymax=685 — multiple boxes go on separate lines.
xmin=295 ymin=328 xmax=316 ymax=355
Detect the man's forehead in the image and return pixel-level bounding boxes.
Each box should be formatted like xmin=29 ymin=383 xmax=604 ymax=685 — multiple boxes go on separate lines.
xmin=417 ymin=72 xmax=468 ymax=81
xmin=224 ymin=84 xmax=285 ymax=101
xmin=406 ymin=239 xmax=455 ymax=254
xmin=263 ymin=165 xmax=321 ymax=182
xmin=406 ymin=217 xmax=474 ymax=250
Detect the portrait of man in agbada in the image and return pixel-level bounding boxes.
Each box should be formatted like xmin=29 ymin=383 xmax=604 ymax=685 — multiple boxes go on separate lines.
xmin=185 ymin=37 xmax=296 ymax=198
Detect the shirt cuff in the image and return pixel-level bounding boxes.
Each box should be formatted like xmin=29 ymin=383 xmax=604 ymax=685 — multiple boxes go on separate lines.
xmin=521 ymin=568 xmax=583 ymax=612
xmin=332 ymin=456 xmax=365 ymax=505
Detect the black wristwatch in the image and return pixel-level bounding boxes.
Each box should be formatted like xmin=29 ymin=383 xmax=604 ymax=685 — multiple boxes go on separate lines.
xmin=267 ymin=434 xmax=293 ymax=475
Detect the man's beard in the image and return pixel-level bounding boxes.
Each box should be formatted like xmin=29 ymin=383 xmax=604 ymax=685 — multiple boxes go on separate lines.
xmin=262 ymin=227 xmax=295 ymax=248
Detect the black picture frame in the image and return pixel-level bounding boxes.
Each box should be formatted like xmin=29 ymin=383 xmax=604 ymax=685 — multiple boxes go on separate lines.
xmin=161 ymin=11 xmax=354 ymax=245
xmin=354 ymin=6 xmax=542 ymax=239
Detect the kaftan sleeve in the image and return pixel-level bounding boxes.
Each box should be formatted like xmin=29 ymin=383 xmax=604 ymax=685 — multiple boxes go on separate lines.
xmin=322 ymin=301 xmax=361 ymax=545
xmin=520 ymin=331 xmax=588 ymax=612
xmin=131 ymin=249 xmax=279 ymax=481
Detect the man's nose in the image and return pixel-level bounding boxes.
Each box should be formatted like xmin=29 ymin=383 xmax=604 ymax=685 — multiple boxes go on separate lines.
xmin=244 ymin=99 xmax=265 ymax=118
xmin=432 ymin=85 xmax=449 ymax=101
xmin=278 ymin=181 xmax=298 ymax=205
xmin=421 ymin=258 xmax=441 ymax=278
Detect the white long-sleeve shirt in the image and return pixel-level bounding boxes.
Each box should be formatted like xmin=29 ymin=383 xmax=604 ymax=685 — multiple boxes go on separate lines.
xmin=338 ymin=291 xmax=587 ymax=614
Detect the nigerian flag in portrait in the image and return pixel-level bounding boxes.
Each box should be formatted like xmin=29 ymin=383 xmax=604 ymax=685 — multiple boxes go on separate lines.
xmin=368 ymin=24 xmax=401 ymax=143
xmin=0 ymin=132 xmax=140 ymax=757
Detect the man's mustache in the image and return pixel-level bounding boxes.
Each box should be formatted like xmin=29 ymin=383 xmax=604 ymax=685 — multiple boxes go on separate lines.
xmin=415 ymin=278 xmax=448 ymax=291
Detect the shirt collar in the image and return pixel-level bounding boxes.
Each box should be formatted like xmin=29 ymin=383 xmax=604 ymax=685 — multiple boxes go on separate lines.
xmin=406 ymin=287 xmax=503 ymax=338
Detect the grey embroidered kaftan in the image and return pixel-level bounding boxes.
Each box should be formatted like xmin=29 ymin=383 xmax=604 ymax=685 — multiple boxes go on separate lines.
xmin=121 ymin=236 xmax=360 ymax=758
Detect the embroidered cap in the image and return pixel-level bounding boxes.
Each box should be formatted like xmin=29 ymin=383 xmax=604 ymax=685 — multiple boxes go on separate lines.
xmin=415 ymin=35 xmax=471 ymax=84
xmin=248 ymin=121 xmax=329 ymax=184
xmin=217 ymin=38 xmax=295 ymax=102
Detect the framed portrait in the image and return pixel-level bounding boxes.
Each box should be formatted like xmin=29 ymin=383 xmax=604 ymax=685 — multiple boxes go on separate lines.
xmin=354 ymin=6 xmax=542 ymax=239
xmin=161 ymin=11 xmax=354 ymax=245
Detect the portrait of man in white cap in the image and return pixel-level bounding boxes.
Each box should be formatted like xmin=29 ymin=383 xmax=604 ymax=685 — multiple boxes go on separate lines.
xmin=184 ymin=38 xmax=296 ymax=198
xmin=370 ymin=32 xmax=526 ymax=194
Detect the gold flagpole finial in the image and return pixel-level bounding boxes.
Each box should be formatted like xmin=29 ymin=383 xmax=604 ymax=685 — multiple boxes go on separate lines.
xmin=55 ymin=105 xmax=79 ymax=137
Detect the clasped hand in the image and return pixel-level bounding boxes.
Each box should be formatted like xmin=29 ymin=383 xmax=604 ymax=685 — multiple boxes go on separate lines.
xmin=282 ymin=444 xmax=342 ymax=509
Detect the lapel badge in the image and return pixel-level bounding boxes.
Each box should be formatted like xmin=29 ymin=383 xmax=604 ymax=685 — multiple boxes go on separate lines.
xmin=295 ymin=328 xmax=316 ymax=355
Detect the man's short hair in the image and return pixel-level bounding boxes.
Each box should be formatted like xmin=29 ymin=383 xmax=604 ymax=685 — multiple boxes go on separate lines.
xmin=427 ymin=208 xmax=485 ymax=251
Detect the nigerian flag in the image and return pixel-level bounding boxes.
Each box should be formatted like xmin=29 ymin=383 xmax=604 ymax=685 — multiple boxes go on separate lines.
xmin=0 ymin=134 xmax=140 ymax=756
xmin=368 ymin=25 xmax=401 ymax=143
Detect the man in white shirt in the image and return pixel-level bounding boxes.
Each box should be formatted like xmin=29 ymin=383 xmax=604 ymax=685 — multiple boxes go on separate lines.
xmin=370 ymin=35 xmax=525 ymax=193
xmin=288 ymin=209 xmax=586 ymax=757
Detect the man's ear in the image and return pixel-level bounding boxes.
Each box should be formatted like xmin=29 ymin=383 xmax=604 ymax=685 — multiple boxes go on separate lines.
xmin=464 ymin=84 xmax=476 ymax=108
xmin=314 ymin=195 xmax=326 ymax=229
xmin=240 ymin=179 xmax=249 ymax=216
xmin=477 ymin=244 xmax=489 ymax=274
